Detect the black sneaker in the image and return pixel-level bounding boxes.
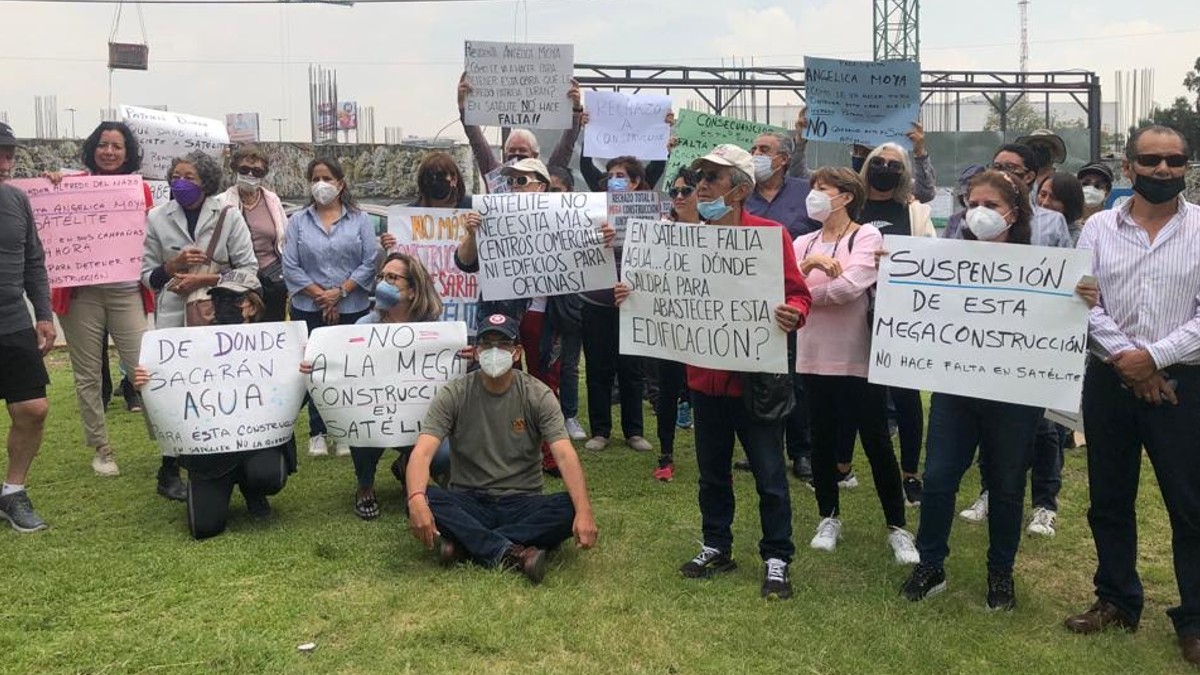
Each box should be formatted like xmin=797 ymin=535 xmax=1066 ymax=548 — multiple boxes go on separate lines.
xmin=792 ymin=455 xmax=813 ymax=481
xmin=122 ymin=378 xmax=143 ymax=413
xmin=0 ymin=491 xmax=48 ymax=532
xmin=157 ymin=467 xmax=188 ymax=502
xmin=733 ymin=459 xmax=752 ymax=472
xmin=245 ymin=495 xmax=271 ymax=518
xmin=901 ymin=562 xmax=946 ymax=601
xmin=903 ymin=477 xmax=923 ymax=507
xmin=679 ymin=546 xmax=737 ymax=578
xmin=761 ymin=558 xmax=792 ymax=600
xmin=987 ymin=570 xmax=1016 ymax=611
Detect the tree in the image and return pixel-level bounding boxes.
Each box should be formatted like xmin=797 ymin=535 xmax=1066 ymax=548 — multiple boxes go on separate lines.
xmin=1132 ymin=58 xmax=1200 ymax=159
xmin=983 ymin=98 xmax=1058 ymax=134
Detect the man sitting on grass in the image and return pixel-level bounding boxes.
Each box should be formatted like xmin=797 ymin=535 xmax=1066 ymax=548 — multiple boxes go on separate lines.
xmin=406 ymin=314 xmax=598 ymax=584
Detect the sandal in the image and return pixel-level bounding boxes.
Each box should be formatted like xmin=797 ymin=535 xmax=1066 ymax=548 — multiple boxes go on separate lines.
xmin=355 ymin=493 xmax=380 ymax=521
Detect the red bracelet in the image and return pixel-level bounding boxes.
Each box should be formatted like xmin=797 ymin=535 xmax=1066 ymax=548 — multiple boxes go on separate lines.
xmin=406 ymin=492 xmax=426 ymax=503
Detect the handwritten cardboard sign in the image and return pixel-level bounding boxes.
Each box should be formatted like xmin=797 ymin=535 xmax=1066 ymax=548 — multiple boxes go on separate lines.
xmin=619 ymin=219 xmax=788 ymax=374
xmin=386 ymin=207 xmax=479 ymax=334
xmin=10 ymin=174 xmax=147 ymax=288
xmin=121 ymin=104 xmax=230 ymax=180
xmin=664 ymin=110 xmax=785 ymax=190
xmin=140 ymin=322 xmax=309 ymax=456
xmin=868 ymin=235 xmax=1092 ymax=409
xmin=584 ymin=91 xmax=672 ymax=160
xmin=463 ymin=40 xmax=575 ymax=129
xmin=803 ymin=56 xmax=921 ymax=149
xmin=304 ymin=322 xmax=469 ymax=447
xmin=472 ymin=192 xmax=616 ymax=301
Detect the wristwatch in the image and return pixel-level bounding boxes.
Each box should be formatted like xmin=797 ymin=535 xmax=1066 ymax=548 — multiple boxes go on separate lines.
xmin=339 ymin=287 xmax=348 ymax=299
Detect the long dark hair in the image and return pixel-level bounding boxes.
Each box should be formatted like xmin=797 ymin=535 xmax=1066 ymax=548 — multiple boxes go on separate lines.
xmin=1043 ymin=172 xmax=1085 ymax=226
xmin=81 ymin=122 xmax=142 ymax=175
xmin=306 ymin=157 xmax=358 ymax=211
xmin=416 ymin=151 xmax=466 ymax=206
xmin=669 ymin=167 xmax=699 ymax=222
xmin=963 ymin=169 xmax=1032 ymax=245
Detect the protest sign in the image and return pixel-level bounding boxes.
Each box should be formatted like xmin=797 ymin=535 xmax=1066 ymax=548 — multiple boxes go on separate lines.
xmin=121 ymin=104 xmax=230 ymax=180
xmin=664 ymin=110 xmax=785 ymax=190
xmin=224 ymin=112 xmax=260 ymax=143
xmin=619 ymin=219 xmax=788 ymax=374
xmin=386 ymin=207 xmax=479 ymax=333
xmin=11 ymin=174 xmax=146 ymax=288
xmin=463 ymin=40 xmax=574 ymax=129
xmin=803 ymin=56 xmax=921 ymax=149
xmin=1045 ymin=408 xmax=1082 ymax=432
xmin=145 ymin=180 xmax=171 ymax=205
xmin=140 ymin=322 xmax=308 ymax=456
xmin=472 ymin=191 xmax=615 ymax=301
xmin=584 ymin=91 xmax=672 ymax=160
xmin=868 ymin=235 xmax=1092 ymax=410
xmin=304 ymin=322 xmax=469 ymax=447
xmin=607 ymin=190 xmax=667 ymax=247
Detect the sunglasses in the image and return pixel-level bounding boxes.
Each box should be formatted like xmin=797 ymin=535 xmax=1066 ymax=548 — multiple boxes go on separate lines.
xmin=869 ymin=157 xmax=904 ymax=172
xmin=668 ymin=186 xmax=696 ymax=199
xmin=697 ymin=170 xmax=724 ymax=184
xmin=506 ymin=175 xmax=543 ymax=187
xmin=237 ymin=166 xmax=267 ymax=178
xmin=990 ymin=162 xmax=1027 ymax=175
xmin=1134 ymin=153 xmax=1188 ymax=169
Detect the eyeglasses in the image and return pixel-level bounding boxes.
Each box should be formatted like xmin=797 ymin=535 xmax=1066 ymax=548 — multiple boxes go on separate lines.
xmin=376 ymin=272 xmax=409 ymax=284
xmin=990 ymin=162 xmax=1028 ymax=175
xmin=506 ymin=175 xmax=543 ymax=187
xmin=869 ymin=157 xmax=904 ymax=172
xmin=1134 ymin=153 xmax=1188 ymax=169
xmin=237 ymin=166 xmax=267 ymax=178
xmin=668 ymin=186 xmax=696 ymax=199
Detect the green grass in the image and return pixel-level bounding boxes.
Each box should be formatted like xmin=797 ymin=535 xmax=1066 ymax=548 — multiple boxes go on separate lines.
xmin=0 ymin=352 xmax=1193 ymax=674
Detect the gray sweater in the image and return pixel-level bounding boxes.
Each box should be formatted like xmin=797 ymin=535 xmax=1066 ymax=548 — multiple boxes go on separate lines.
xmin=0 ymin=184 xmax=51 ymax=336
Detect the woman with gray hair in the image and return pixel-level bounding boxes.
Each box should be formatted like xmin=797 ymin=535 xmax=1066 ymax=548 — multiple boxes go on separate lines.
xmin=141 ymin=150 xmax=258 ymax=500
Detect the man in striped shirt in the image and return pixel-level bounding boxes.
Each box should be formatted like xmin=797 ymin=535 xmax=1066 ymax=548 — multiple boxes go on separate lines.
xmin=1064 ymin=124 xmax=1200 ymax=667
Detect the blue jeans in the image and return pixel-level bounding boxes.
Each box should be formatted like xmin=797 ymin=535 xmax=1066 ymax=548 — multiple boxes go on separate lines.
xmin=692 ymin=392 xmax=794 ymax=562
xmin=916 ymin=392 xmax=1042 ymax=574
xmin=427 ymin=487 xmax=575 ymax=565
xmin=291 ymin=306 xmax=369 ymax=437
xmin=350 ymin=439 xmax=451 ymax=489
xmin=558 ymin=330 xmax=583 ymax=419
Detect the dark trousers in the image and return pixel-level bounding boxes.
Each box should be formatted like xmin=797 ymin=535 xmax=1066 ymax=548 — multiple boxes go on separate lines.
xmin=916 ymin=393 xmax=1042 ymax=574
xmin=186 ymin=448 xmax=288 ymax=540
xmin=890 ymin=386 xmax=924 ymax=474
xmin=351 ymin=440 xmax=451 ymax=489
xmin=785 ymin=330 xmax=812 ymax=465
xmin=558 ymin=330 xmax=583 ymax=419
xmin=260 ymin=278 xmax=289 ymax=323
xmin=291 ymin=306 xmax=369 ymax=436
xmin=804 ymin=375 xmax=906 ymax=528
xmin=654 ymin=359 xmax=688 ymax=456
xmin=581 ymin=303 xmax=644 ymax=438
xmin=692 ymin=392 xmax=794 ymax=562
xmin=427 ymin=487 xmax=575 ymax=565
xmin=978 ymin=417 xmax=1064 ymax=510
xmin=1083 ymin=362 xmax=1200 ymax=637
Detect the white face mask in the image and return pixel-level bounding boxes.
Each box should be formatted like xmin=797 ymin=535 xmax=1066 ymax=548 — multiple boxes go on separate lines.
xmin=805 ymin=190 xmax=835 ymax=223
xmin=311 ymin=181 xmax=340 ymax=206
xmin=236 ymin=175 xmax=261 ymax=194
xmin=965 ymin=206 xmax=1012 ymax=241
xmin=478 ymin=347 xmax=514 ymax=378
xmin=1082 ymin=185 xmax=1107 ymax=208
xmin=751 ymin=154 xmax=775 ymax=182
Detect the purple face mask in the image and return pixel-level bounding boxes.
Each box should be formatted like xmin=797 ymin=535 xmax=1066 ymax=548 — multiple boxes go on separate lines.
xmin=170 ymin=179 xmax=204 ymax=208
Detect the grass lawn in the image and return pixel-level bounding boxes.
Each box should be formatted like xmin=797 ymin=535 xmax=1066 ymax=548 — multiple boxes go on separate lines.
xmin=0 ymin=351 xmax=1193 ymax=674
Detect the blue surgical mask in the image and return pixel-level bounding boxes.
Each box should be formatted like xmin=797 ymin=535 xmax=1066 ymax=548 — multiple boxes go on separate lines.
xmin=696 ymin=195 xmax=732 ymax=221
xmin=374 ymin=280 xmax=402 ymax=311
xmin=608 ymin=176 xmax=629 ymax=192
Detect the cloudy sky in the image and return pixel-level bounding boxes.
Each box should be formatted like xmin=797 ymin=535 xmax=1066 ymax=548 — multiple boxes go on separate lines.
xmin=4 ymin=0 xmax=1198 ymax=141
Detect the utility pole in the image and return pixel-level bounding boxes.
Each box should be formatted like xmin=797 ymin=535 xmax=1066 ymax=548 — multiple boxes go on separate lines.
xmin=1018 ymin=0 xmax=1030 ymax=73
xmin=65 ymin=107 xmax=77 ymax=138
xmin=873 ymin=0 xmax=920 ymax=62
xmin=272 ymin=117 xmax=286 ymax=142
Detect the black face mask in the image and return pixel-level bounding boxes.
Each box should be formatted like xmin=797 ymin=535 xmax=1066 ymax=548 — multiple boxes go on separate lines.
xmin=419 ymin=171 xmax=454 ymax=201
xmin=1132 ymin=174 xmax=1186 ymax=205
xmin=867 ymin=167 xmax=902 ymax=192
xmin=212 ymin=292 xmax=246 ymax=326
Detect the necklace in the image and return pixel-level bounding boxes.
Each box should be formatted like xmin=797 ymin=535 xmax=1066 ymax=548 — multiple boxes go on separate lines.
xmin=240 ymin=192 xmax=261 ymax=210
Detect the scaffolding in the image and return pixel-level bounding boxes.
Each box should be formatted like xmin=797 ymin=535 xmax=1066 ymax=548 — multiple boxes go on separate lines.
xmin=874 ymin=0 xmax=920 ymax=62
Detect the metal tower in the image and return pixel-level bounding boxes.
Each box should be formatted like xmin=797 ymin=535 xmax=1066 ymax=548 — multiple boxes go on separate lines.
xmin=1018 ymin=0 xmax=1030 ymax=72
xmin=873 ymin=0 xmax=920 ymax=61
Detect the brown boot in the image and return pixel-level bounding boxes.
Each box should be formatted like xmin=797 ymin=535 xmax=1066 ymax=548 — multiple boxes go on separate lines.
xmin=501 ymin=545 xmax=548 ymax=584
xmin=1180 ymin=634 xmax=1200 ymax=666
xmin=1063 ymin=600 xmax=1139 ymax=634
xmin=435 ymin=536 xmax=467 ymax=567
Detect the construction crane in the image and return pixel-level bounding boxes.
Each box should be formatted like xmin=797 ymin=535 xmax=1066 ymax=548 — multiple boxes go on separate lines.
xmin=1018 ymin=0 xmax=1029 ymax=73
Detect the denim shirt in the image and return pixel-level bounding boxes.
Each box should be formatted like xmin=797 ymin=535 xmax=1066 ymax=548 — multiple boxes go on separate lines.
xmin=746 ymin=176 xmax=818 ymax=240
xmin=283 ymin=205 xmax=378 ymax=314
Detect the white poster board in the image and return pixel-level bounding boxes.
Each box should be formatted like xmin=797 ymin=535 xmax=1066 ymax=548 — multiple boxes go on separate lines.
xmin=386 ymin=207 xmax=479 ymax=334
xmin=304 ymin=322 xmax=469 ymax=448
xmin=868 ymin=235 xmax=1092 ymax=410
xmin=140 ymin=322 xmax=308 ymax=455
xmin=463 ymin=41 xmax=575 ymax=129
xmin=472 ymin=191 xmax=615 ymax=301
xmin=120 ymin=105 xmax=230 ymax=180
xmin=619 ymin=219 xmax=788 ymax=374
xmin=584 ymin=91 xmax=672 ymax=160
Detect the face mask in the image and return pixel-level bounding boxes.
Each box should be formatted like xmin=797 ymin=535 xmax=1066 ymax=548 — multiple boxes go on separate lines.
xmin=696 ymin=195 xmax=733 ymax=221
xmin=607 ymin=176 xmax=629 ymax=192
xmin=311 ymin=181 xmax=340 ymax=206
xmin=805 ymin=190 xmax=834 ymax=223
xmin=478 ymin=347 xmax=514 ymax=378
xmin=374 ymin=280 xmax=403 ymax=311
xmin=236 ymin=175 xmax=261 ymax=194
xmin=752 ymin=155 xmax=775 ymax=182
xmin=965 ymin=206 xmax=1012 ymax=241
xmin=867 ymin=167 xmax=902 ymax=192
xmin=420 ymin=172 xmax=453 ymax=201
xmin=1082 ymin=185 xmax=1107 ymax=208
xmin=1132 ymin=174 xmax=1186 ymax=205
xmin=170 ymin=179 xmax=203 ymax=208
xmin=212 ymin=293 xmax=246 ymax=325
xmin=851 ymin=155 xmax=866 ymax=173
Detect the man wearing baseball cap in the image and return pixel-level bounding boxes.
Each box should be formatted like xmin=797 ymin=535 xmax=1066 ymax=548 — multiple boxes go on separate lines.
xmin=1078 ymin=162 xmax=1116 ymax=222
xmin=1016 ymin=129 xmax=1068 ymax=187
xmin=406 ymin=313 xmax=598 ymax=584
xmin=0 ymin=122 xmax=55 ymax=532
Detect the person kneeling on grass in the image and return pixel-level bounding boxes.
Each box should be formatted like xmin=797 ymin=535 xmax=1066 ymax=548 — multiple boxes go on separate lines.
xmin=135 ymin=270 xmax=296 ymax=540
xmin=406 ymin=314 xmax=598 ymax=584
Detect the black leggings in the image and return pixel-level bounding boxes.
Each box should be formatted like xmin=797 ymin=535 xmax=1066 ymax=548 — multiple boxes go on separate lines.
xmin=890 ymin=386 xmax=924 ymax=475
xmin=187 ymin=448 xmax=289 ymax=540
xmin=654 ymin=359 xmax=688 ymax=456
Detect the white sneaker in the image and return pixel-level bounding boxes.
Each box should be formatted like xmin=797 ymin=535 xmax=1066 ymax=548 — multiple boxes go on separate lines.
xmin=959 ymin=491 xmax=989 ymax=523
xmin=92 ymin=446 xmax=120 ymax=477
xmin=584 ymin=436 xmax=609 ymax=451
xmin=1026 ymin=507 xmax=1057 ymax=537
xmin=308 ymin=436 xmax=329 ymax=457
xmin=334 ymin=441 xmax=352 ymax=457
xmin=837 ymin=469 xmax=859 ymax=489
xmin=565 ymin=417 xmax=587 ymax=441
xmin=888 ymin=527 xmax=921 ymax=565
xmin=810 ymin=517 xmax=842 ymax=552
